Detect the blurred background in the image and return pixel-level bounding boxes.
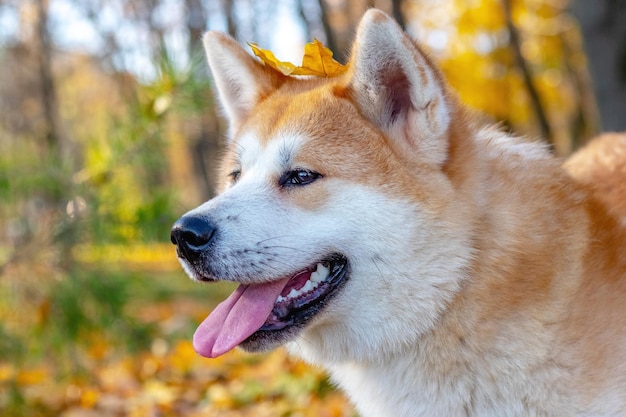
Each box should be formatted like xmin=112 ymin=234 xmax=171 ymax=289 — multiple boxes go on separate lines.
xmin=0 ymin=0 xmax=625 ymax=416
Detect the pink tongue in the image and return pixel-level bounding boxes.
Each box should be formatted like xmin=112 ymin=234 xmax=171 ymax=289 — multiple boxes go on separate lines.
xmin=193 ymin=277 xmax=290 ymax=358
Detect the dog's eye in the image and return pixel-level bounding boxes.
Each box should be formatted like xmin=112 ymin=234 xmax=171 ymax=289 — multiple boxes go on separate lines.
xmin=228 ymin=170 xmax=241 ymax=184
xmin=279 ymin=169 xmax=322 ymax=187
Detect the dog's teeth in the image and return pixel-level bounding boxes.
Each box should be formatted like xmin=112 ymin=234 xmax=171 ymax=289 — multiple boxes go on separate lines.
xmin=275 ymin=263 xmax=332 ymax=304
xmin=313 ymin=263 xmax=330 ymax=282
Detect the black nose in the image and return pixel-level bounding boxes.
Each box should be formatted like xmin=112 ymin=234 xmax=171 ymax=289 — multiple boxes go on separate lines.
xmin=170 ymin=216 xmax=216 ymax=263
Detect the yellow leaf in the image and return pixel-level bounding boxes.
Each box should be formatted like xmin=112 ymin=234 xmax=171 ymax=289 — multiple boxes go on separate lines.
xmin=0 ymin=363 xmax=15 ymax=382
xmin=143 ymin=380 xmax=178 ymax=406
xmin=293 ymin=39 xmax=348 ymax=76
xmin=249 ymin=39 xmax=348 ymax=77
xmin=80 ymin=388 xmax=100 ymax=408
xmin=207 ymin=383 xmax=235 ymax=409
xmin=17 ymin=366 xmax=49 ymax=385
xmin=248 ymin=43 xmax=297 ymax=75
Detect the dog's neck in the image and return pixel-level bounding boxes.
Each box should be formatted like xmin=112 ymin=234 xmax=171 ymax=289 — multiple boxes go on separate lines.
xmin=292 ymin=126 xmax=602 ymax=417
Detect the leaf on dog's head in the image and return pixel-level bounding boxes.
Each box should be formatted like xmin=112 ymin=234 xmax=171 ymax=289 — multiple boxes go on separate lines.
xmin=248 ymin=39 xmax=347 ymax=77
xmin=295 ymin=39 xmax=347 ymax=76
xmin=248 ymin=43 xmax=298 ymax=76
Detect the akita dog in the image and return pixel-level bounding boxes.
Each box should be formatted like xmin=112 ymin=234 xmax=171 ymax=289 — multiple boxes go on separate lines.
xmin=171 ymin=9 xmax=626 ymax=417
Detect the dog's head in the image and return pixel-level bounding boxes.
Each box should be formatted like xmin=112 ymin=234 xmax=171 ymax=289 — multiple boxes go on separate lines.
xmin=171 ymin=10 xmax=474 ymax=363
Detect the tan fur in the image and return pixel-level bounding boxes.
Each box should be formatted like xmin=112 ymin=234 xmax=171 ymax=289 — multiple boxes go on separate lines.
xmin=565 ymin=132 xmax=626 ymax=219
xmin=184 ymin=9 xmax=626 ymax=416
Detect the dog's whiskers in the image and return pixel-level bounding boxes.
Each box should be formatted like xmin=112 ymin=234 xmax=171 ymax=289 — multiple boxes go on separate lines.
xmin=255 ymin=235 xmax=309 ymax=245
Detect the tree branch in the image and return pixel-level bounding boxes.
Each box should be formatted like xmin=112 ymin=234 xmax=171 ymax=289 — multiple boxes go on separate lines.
xmin=502 ymin=0 xmax=552 ymax=143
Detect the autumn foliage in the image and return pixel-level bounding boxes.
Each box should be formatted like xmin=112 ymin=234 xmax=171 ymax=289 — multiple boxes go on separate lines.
xmin=0 ymin=250 xmax=353 ymax=417
xmin=0 ymin=0 xmax=599 ymax=416
xmin=5 ymin=340 xmax=351 ymax=417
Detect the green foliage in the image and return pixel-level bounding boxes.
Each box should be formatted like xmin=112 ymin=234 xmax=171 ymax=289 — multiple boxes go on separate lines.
xmin=44 ymin=270 xmax=157 ymax=353
xmin=0 ymin=322 xmax=23 ymax=361
xmin=75 ymin=44 xmax=212 ymax=245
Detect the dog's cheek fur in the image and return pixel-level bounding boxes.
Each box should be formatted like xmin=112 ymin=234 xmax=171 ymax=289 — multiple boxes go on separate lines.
xmin=284 ymin=184 xmax=473 ymax=364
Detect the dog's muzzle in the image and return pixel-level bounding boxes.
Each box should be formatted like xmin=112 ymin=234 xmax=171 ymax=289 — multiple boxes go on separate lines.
xmin=170 ymin=215 xmax=216 ymax=264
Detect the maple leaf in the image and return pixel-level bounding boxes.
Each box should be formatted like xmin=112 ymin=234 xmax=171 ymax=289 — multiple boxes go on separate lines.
xmin=249 ymin=39 xmax=348 ymax=77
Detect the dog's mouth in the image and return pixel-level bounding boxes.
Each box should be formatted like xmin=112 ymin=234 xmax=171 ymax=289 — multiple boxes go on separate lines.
xmin=193 ymin=253 xmax=349 ymax=358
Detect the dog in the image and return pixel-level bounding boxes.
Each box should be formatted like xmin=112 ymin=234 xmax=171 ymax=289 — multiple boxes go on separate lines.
xmin=564 ymin=132 xmax=626 ymax=222
xmin=171 ymin=9 xmax=626 ymax=416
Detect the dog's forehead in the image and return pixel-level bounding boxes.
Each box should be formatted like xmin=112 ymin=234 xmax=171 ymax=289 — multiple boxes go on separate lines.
xmin=233 ymin=88 xmax=342 ymax=170
xmin=236 ymin=129 xmax=305 ymax=172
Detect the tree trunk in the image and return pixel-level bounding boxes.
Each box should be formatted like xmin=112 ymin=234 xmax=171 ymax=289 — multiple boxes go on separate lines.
xmin=35 ymin=0 xmax=62 ymax=157
xmin=391 ymin=0 xmax=405 ymax=29
xmin=502 ymin=0 xmax=553 ymax=145
xmin=317 ymin=0 xmax=342 ymax=62
xmin=186 ymin=0 xmax=220 ymax=200
xmin=570 ymin=0 xmax=626 ymax=133
xmin=223 ymin=0 xmax=238 ymax=39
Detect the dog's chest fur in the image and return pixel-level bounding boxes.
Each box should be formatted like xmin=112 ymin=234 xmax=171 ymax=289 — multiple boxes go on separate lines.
xmin=184 ymin=8 xmax=626 ymax=417
xmin=330 ymin=344 xmax=574 ymax=417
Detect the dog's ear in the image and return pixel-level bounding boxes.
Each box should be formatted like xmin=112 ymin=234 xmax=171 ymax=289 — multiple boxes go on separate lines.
xmin=203 ymin=32 xmax=285 ymax=135
xmin=346 ymin=10 xmax=451 ymax=166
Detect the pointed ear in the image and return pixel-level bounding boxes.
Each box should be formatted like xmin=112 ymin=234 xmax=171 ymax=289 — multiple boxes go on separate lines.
xmin=346 ymin=10 xmax=452 ymax=166
xmin=203 ymin=32 xmax=284 ymax=135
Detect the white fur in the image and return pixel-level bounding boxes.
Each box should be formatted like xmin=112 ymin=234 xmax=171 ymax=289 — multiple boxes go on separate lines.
xmin=181 ymin=9 xmax=626 ymax=417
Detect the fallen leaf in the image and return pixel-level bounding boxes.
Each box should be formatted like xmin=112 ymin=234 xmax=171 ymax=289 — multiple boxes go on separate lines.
xmin=249 ymin=39 xmax=347 ymax=77
xmin=80 ymin=388 xmax=100 ymax=408
xmin=295 ymin=39 xmax=348 ymax=77
xmin=248 ymin=43 xmax=297 ymax=75
xmin=0 ymin=363 xmax=15 ymax=382
xmin=143 ymin=379 xmax=178 ymax=406
xmin=17 ymin=366 xmax=49 ymax=385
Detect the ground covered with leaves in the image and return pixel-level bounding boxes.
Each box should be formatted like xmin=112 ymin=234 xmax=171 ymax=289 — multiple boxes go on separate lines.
xmin=0 ymin=245 xmax=354 ymax=417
